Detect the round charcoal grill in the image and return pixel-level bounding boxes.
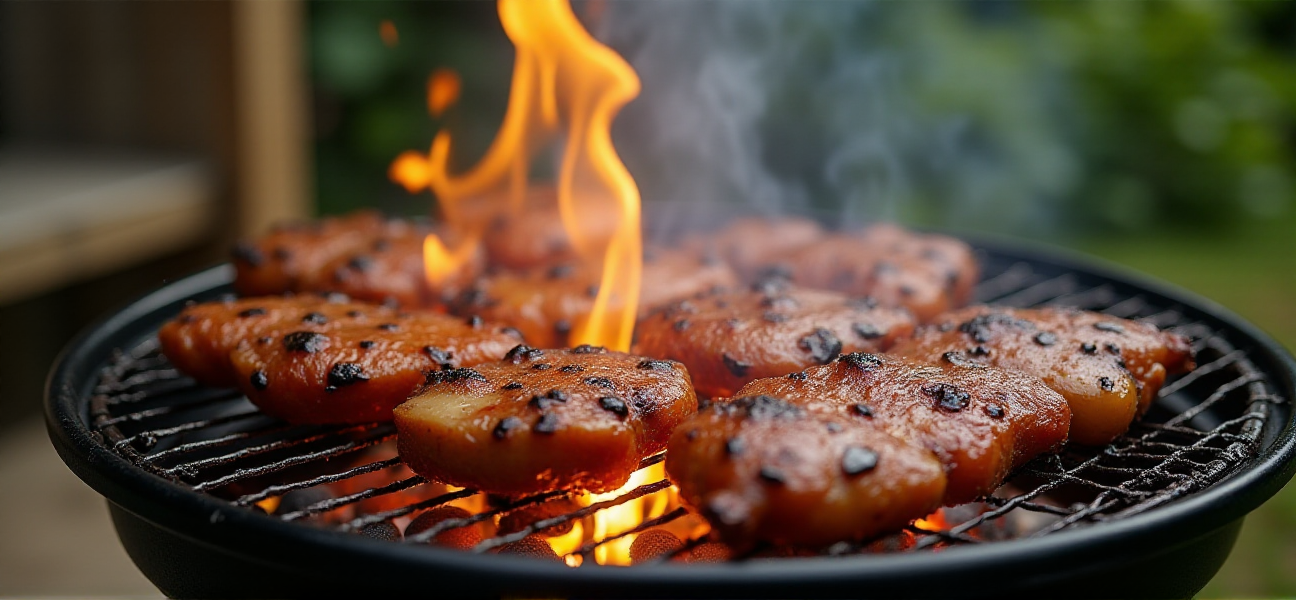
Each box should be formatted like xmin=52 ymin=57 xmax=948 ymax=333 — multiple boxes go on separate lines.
xmin=47 ymin=236 xmax=1296 ymax=599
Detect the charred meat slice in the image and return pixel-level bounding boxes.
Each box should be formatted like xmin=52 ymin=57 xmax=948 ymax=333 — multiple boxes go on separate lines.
xmin=639 ymin=247 xmax=740 ymax=314
xmin=783 ymin=224 xmax=978 ymax=322
xmin=394 ymin=346 xmax=697 ymax=495
xmin=667 ymin=395 xmax=946 ymax=548
xmin=736 ymin=353 xmax=1070 ymax=503
xmin=635 ymin=285 xmax=915 ymax=398
xmin=233 ymin=210 xmax=482 ymax=307
xmin=890 ymin=306 xmax=1195 ymax=445
xmin=159 ymin=294 xmax=385 ymax=387
xmin=228 ymin=315 xmax=522 ymax=424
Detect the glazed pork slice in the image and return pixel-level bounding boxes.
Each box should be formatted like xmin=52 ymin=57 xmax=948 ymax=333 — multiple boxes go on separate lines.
xmin=395 ymin=345 xmax=697 ymax=495
xmin=639 ymin=248 xmax=739 ymax=314
xmin=635 ymin=283 xmax=915 ymax=398
xmin=158 ymin=294 xmax=394 ymax=387
xmin=687 ymin=216 xmax=825 ymax=280
xmin=782 ymin=224 xmax=978 ymax=322
xmin=736 ymin=353 xmax=1070 ymax=504
xmin=890 ymin=306 xmax=1195 ymax=446
xmin=667 ymin=395 xmax=946 ymax=548
xmin=228 ymin=313 xmax=523 ymax=424
xmin=233 ymin=210 xmax=483 ymax=307
xmin=481 ymin=187 xmax=619 ymax=270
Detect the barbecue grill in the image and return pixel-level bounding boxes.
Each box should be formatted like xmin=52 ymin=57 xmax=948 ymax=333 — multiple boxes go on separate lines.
xmin=46 ymin=234 xmax=1296 ymax=599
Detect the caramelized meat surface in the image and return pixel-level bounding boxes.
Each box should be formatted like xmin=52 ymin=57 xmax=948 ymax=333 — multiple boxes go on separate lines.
xmin=482 ymin=187 xmax=619 ymax=270
xmin=159 ymin=294 xmax=385 ymax=387
xmin=890 ymin=306 xmax=1195 ymax=446
xmin=736 ymin=353 xmax=1070 ymax=503
xmin=233 ymin=211 xmax=482 ymax=307
xmin=783 ymin=224 xmax=978 ymax=322
xmin=689 ymin=217 xmax=824 ymax=279
xmin=228 ymin=312 xmax=523 ymax=424
xmin=667 ymin=395 xmax=946 ymax=548
xmin=640 ymin=248 xmax=739 ymax=313
xmin=635 ymin=284 xmax=915 ymax=398
xmin=395 ymin=345 xmax=697 ymax=495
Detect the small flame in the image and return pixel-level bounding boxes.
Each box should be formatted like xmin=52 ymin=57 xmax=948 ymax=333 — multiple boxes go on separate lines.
xmin=379 ymin=20 xmax=399 ymax=47
xmin=427 ymin=68 xmax=462 ymax=118
xmin=913 ymin=509 xmax=948 ymax=532
xmin=422 ymin=233 xmax=479 ymax=287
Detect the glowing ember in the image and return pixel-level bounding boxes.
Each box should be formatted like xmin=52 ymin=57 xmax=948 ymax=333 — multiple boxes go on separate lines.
xmin=426 ymin=68 xmax=462 ymax=118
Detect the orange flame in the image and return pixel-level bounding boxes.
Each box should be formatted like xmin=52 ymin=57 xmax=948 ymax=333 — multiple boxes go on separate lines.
xmin=391 ymin=0 xmax=648 ymax=563
xmin=379 ymin=20 xmax=399 ymax=47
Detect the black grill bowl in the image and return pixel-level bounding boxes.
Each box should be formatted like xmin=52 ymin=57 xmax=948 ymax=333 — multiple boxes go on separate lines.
xmin=46 ymin=236 xmax=1296 ymax=599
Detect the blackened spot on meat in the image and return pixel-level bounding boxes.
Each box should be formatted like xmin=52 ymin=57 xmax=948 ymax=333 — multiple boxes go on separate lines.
xmin=848 ymin=296 xmax=879 ymax=311
xmin=959 ymin=313 xmax=1031 ymax=343
xmin=825 ymin=422 xmax=843 ymax=433
xmin=250 ymin=371 xmax=269 ymax=390
xmin=532 ymin=363 xmax=552 ymax=371
xmin=533 ymin=413 xmax=559 ymax=434
xmin=985 ymin=403 xmax=1005 ymax=419
xmin=851 ymin=403 xmax=874 ymax=418
xmin=853 ymin=323 xmax=884 ymax=340
xmin=638 ymin=359 xmax=675 ymax=371
xmin=598 ymin=396 xmax=629 ymax=417
xmin=724 ymin=437 xmax=745 ymax=456
xmin=722 ymin=354 xmax=750 ymax=377
xmin=970 ymin=345 xmax=990 ymax=356
xmin=758 ymin=466 xmax=787 ymax=485
xmin=787 ymin=371 xmax=808 ymax=381
xmin=583 ymin=376 xmax=615 ymax=389
xmin=347 ymin=310 xmax=364 ymax=318
xmin=423 ymin=346 xmax=452 ymax=366
xmin=359 ymin=340 xmax=375 ymax=349
xmin=1105 ymin=343 xmax=1121 ymax=355
xmin=272 ymin=246 xmax=292 ymax=261
xmin=500 ymin=326 xmax=524 ymax=339
xmin=502 ymin=381 xmax=524 ymax=391
xmin=547 ymin=264 xmax=574 ymax=280
xmin=559 ymin=364 xmax=584 ymax=373
xmin=751 ymin=275 xmax=790 ymax=297
xmin=685 ymin=428 xmax=700 ymax=441
xmin=504 ymin=345 xmax=545 ymax=362
xmin=938 ymin=322 xmax=955 ymax=332
xmin=899 ymin=285 xmax=916 ymax=297
xmin=426 ymin=368 xmax=488 ymax=386
xmin=726 ymin=318 xmax=741 ymax=329
xmin=923 ymin=383 xmax=971 ymax=412
xmin=763 ymin=312 xmax=789 ymax=324
xmin=1094 ymin=322 xmax=1125 ymax=334
xmin=238 ymin=307 xmax=266 ymax=318
xmin=232 ymin=242 xmax=265 ymax=266
xmin=348 ymin=255 xmax=374 ymax=272
xmin=493 ymin=417 xmax=523 ymax=439
xmin=942 ymin=351 xmax=982 ymax=368
xmin=178 ymin=315 xmax=196 ymax=324
xmin=571 ymin=344 xmax=605 ymax=354
xmin=799 ymin=328 xmax=842 ymax=364
xmin=332 ymin=267 xmax=350 ymax=283
xmin=324 ymin=292 xmax=350 ymax=304
xmin=283 ymin=331 xmax=328 ymax=353
xmin=585 ymin=285 xmax=600 ymax=298
xmin=257 ymin=336 xmax=273 ymax=345
xmin=378 ymin=323 xmax=400 ymax=332
xmin=302 ymin=312 xmax=328 ymax=325
xmin=372 ymin=239 xmax=392 ymax=252
xmin=838 ymin=352 xmax=882 ymax=370
xmin=327 ymin=363 xmax=369 ymax=389
xmin=554 ymin=319 xmax=572 ymax=337
xmin=760 ymin=296 xmax=798 ymax=311
xmin=1099 ymin=377 xmax=1116 ymax=391
xmin=719 ymin=395 xmax=804 ymax=420
xmin=1034 ymin=332 xmax=1057 ymax=346
xmin=1081 ymin=342 xmax=1098 ymax=355
xmin=842 ymin=446 xmax=880 ymax=476
xmin=466 ymin=315 xmax=483 ymax=329
xmin=673 ymin=319 xmax=691 ymax=332
xmin=381 ymin=297 xmax=401 ymax=309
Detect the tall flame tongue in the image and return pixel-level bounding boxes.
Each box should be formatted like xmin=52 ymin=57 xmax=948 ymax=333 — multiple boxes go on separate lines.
xmin=391 ymin=0 xmax=661 ymax=565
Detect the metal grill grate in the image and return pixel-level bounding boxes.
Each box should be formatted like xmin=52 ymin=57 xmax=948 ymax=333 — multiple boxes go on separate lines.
xmin=84 ymin=250 xmax=1282 ymax=563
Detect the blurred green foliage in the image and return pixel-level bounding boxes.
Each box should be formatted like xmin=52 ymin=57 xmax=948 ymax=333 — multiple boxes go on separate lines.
xmin=308 ymin=2 xmax=1295 ymax=595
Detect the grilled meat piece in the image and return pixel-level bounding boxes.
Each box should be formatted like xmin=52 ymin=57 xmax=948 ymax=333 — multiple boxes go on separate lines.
xmin=667 ymin=395 xmax=946 ymax=548
xmin=687 ymin=216 xmax=825 ymax=280
xmin=482 ymin=186 xmax=619 ymax=270
xmin=233 ymin=210 xmax=482 ymax=307
xmin=228 ymin=312 xmax=522 ymax=424
xmin=394 ymin=345 xmax=697 ymax=495
xmin=781 ymin=224 xmax=978 ymax=322
xmin=736 ymin=353 xmax=1070 ymax=503
xmin=890 ymin=306 xmax=1195 ymax=445
xmin=635 ymin=284 xmax=915 ymax=398
xmin=456 ymin=250 xmax=736 ymax=348
xmin=159 ymin=294 xmax=386 ymax=387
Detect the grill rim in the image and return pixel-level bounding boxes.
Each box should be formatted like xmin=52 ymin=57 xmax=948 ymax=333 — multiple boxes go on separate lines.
xmin=45 ymin=234 xmax=1296 ymax=597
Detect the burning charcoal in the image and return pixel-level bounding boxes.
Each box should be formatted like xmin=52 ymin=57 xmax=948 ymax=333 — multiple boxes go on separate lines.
xmin=357 ymin=520 xmax=402 ymax=542
xmin=493 ymin=535 xmax=562 ymax=562
xmin=685 ymin=542 xmax=733 ymax=563
xmin=273 ymin=487 xmax=334 ymax=517
xmin=406 ymin=506 xmax=482 ymax=550
xmin=629 ymin=530 xmax=684 ymax=565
